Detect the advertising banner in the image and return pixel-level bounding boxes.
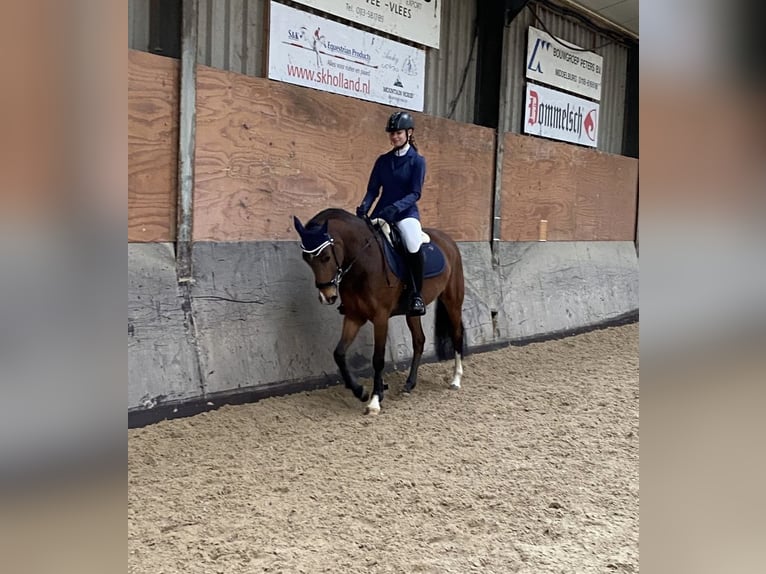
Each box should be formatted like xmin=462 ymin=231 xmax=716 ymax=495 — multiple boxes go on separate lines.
xmin=268 ymin=1 xmax=426 ymax=111
xmin=526 ymin=26 xmax=603 ymax=101
xmin=291 ymin=0 xmax=441 ymax=48
xmin=524 ymin=82 xmax=599 ymax=148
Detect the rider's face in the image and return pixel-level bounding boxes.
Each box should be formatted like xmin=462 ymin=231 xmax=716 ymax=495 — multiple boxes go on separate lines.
xmin=389 ymin=129 xmax=409 ymax=147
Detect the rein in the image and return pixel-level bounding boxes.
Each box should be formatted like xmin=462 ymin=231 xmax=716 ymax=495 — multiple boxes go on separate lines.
xmin=363 ymin=217 xmax=394 ymax=288
xmin=314 ymin=235 xmax=375 ymax=289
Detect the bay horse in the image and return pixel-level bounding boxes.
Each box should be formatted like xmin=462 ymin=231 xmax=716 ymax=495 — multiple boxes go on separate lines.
xmin=293 ymin=208 xmax=465 ymax=415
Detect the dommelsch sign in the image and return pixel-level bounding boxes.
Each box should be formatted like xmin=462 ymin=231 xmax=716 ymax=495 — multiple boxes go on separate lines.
xmin=524 ymin=82 xmax=599 ymax=148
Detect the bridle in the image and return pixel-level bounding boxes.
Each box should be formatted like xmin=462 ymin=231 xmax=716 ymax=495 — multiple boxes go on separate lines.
xmin=311 ymin=235 xmax=374 ymax=290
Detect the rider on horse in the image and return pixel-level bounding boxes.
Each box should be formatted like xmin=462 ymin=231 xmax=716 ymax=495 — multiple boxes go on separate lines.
xmin=356 ymin=111 xmax=427 ymax=316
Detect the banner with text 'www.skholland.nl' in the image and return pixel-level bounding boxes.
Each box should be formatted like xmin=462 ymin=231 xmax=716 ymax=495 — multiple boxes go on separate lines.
xmin=268 ymin=1 xmax=425 ymax=112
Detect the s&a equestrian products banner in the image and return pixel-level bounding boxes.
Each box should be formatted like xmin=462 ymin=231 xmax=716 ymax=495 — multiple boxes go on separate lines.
xmin=269 ymin=1 xmax=426 ymax=111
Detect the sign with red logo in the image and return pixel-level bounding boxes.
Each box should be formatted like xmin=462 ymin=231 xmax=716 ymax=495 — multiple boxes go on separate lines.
xmin=524 ymin=83 xmax=599 ymax=148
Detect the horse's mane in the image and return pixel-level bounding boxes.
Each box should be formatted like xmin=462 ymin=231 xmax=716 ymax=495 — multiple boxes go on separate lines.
xmin=306 ymin=208 xmax=355 ymax=228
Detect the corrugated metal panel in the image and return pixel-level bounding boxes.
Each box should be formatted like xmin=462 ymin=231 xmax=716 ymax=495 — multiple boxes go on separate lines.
xmin=198 ymin=0 xmax=266 ymax=77
xmin=499 ymin=8 xmax=532 ymax=138
xmin=500 ymin=2 xmax=629 ymax=154
xmin=194 ymin=0 xmax=477 ymax=115
xmin=597 ymin=40 xmax=628 ymax=153
xmin=423 ymin=0 xmax=477 ymax=123
xmin=129 ymin=0 xmax=476 ymax=120
xmin=129 ymin=0 xmax=150 ymax=51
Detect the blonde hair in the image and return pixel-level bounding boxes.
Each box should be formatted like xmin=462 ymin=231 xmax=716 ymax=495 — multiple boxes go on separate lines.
xmin=408 ymin=130 xmax=418 ymax=151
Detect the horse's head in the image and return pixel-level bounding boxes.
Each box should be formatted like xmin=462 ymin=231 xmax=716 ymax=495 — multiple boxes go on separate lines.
xmin=293 ymin=216 xmax=345 ymax=305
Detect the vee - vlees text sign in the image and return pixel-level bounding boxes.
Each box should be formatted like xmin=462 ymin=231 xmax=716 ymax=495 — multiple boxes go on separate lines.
xmin=268 ymin=1 xmax=426 ymax=111
xmin=291 ymin=0 xmax=441 ymax=48
xmin=526 ymin=26 xmax=603 ymax=101
xmin=524 ymin=82 xmax=599 ymax=148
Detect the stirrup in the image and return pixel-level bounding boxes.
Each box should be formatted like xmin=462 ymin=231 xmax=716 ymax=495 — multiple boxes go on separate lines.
xmin=407 ymin=295 xmax=426 ymax=317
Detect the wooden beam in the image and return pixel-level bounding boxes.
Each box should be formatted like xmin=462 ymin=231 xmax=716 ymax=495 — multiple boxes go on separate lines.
xmin=176 ymin=0 xmax=198 ymax=281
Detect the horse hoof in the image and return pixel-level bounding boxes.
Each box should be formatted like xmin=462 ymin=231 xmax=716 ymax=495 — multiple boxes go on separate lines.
xmin=450 ymin=382 xmax=461 ymax=390
xmin=364 ymin=406 xmax=381 ymax=416
xmin=359 ymin=391 xmax=369 ymax=402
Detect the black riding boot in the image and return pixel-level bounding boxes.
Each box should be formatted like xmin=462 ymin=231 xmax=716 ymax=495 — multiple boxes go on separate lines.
xmin=406 ymin=248 xmax=426 ymax=316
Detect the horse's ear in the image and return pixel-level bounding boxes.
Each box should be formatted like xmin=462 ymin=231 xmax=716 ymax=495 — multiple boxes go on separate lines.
xmin=293 ymin=216 xmax=305 ymax=235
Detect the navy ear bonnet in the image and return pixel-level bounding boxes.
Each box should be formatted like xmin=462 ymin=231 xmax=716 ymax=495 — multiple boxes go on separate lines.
xmin=293 ymin=216 xmax=333 ymax=254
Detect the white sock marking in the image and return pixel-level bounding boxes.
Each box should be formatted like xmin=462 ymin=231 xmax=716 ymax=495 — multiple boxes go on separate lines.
xmin=450 ymin=352 xmax=463 ymax=389
xmin=366 ymin=394 xmax=381 ymax=413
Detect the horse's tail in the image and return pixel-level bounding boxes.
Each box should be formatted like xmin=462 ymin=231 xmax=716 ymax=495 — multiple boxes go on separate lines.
xmin=435 ymin=298 xmax=463 ymax=361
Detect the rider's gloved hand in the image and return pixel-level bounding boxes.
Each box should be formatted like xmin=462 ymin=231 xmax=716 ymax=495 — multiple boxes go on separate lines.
xmin=378 ymin=205 xmax=398 ymax=222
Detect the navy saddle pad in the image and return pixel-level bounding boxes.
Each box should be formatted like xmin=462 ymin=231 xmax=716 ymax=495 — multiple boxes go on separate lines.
xmin=380 ymin=233 xmax=446 ymax=282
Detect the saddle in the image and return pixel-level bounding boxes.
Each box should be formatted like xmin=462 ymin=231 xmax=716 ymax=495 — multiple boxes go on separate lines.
xmin=370 ymin=218 xmax=431 ymax=249
xmin=337 ymin=218 xmax=447 ymax=316
xmin=369 ymin=218 xmax=446 ymax=283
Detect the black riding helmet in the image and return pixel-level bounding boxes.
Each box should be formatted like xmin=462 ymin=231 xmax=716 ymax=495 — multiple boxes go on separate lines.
xmin=386 ymin=111 xmax=414 ymax=132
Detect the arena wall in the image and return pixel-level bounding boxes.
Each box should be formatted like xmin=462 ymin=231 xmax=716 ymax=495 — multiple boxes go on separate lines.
xmin=128 ymin=52 xmax=638 ymax=421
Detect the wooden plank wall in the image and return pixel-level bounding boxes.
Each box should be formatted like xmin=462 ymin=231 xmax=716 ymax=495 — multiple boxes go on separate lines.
xmin=127 ymin=53 xmax=638 ymax=244
xmin=128 ymin=50 xmax=179 ymax=242
xmin=193 ymin=65 xmax=495 ymax=242
xmin=501 ymin=133 xmax=638 ymax=241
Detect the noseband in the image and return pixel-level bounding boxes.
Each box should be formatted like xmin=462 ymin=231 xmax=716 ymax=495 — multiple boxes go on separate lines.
xmin=314 ymin=241 xmax=346 ymax=289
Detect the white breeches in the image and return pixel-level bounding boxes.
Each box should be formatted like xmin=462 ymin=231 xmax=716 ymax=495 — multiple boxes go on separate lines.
xmin=395 ymin=217 xmax=423 ymax=253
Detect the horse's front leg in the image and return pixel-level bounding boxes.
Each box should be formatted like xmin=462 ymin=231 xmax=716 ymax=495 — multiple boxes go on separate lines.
xmin=334 ymin=317 xmax=369 ymax=403
xmin=365 ymin=317 xmax=389 ymax=415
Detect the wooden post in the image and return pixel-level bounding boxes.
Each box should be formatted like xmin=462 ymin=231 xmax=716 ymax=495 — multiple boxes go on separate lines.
xmin=176 ymin=0 xmax=198 ymax=282
xmin=490 ymin=20 xmax=512 ymax=267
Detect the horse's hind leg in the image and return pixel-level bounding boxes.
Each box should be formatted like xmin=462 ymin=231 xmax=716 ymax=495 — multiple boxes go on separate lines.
xmin=334 ymin=317 xmax=369 ymax=403
xmin=441 ymin=289 xmax=465 ymax=390
xmin=402 ymin=316 xmax=425 ymax=394
xmin=448 ymin=319 xmax=464 ymax=389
